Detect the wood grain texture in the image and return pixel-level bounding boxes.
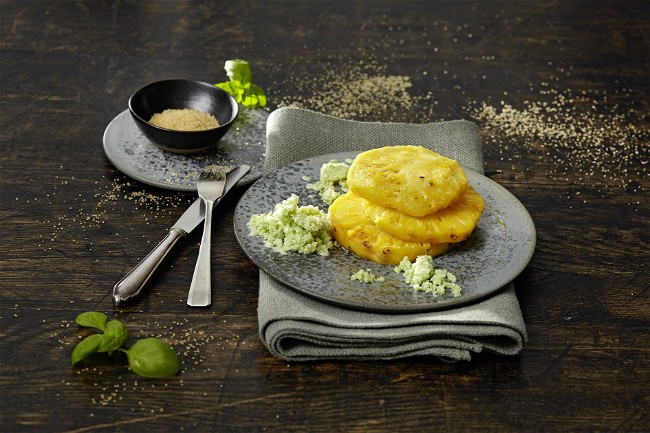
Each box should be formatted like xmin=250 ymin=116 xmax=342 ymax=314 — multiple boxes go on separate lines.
xmin=1 ymin=1 xmax=648 ymax=432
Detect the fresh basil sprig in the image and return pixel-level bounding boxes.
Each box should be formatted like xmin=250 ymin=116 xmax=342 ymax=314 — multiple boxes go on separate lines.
xmin=215 ymin=59 xmax=267 ymax=109
xmin=71 ymin=312 xmax=181 ymax=378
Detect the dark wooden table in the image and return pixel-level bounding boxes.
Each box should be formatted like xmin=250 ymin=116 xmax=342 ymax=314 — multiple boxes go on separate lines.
xmin=1 ymin=1 xmax=648 ymax=432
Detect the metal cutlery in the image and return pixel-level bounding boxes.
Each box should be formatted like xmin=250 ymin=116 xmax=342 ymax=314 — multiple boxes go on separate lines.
xmin=112 ymin=164 xmax=251 ymax=306
xmin=186 ymin=172 xmax=226 ymax=307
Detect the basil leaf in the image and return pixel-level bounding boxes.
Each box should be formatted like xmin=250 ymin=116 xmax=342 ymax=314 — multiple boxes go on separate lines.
xmin=215 ymin=81 xmax=238 ymax=95
xmin=216 ymin=80 xmax=245 ymax=102
xmin=124 ymin=338 xmax=181 ymax=378
xmin=240 ymin=84 xmax=267 ymax=109
xmin=215 ymin=59 xmax=267 ymax=109
xmin=224 ymin=59 xmax=253 ymax=85
xmin=97 ymin=320 xmax=130 ymax=352
xmin=75 ymin=312 xmax=108 ymax=331
xmin=242 ymin=94 xmax=259 ymax=109
xmin=249 ymin=84 xmax=267 ymax=107
xmin=71 ymin=334 xmax=103 ymax=365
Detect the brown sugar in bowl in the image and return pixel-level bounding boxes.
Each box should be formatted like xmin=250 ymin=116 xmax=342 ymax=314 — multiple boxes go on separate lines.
xmin=128 ymin=79 xmax=239 ymax=154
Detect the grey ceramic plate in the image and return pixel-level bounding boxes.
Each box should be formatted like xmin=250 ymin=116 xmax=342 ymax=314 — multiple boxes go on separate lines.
xmin=103 ymin=109 xmax=268 ymax=191
xmin=234 ymin=151 xmax=536 ymax=312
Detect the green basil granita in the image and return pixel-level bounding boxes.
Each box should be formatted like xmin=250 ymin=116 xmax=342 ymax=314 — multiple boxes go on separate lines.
xmin=247 ymin=194 xmax=333 ymax=255
xmin=305 ymin=159 xmax=352 ymax=205
xmin=350 ymin=268 xmax=386 ymax=284
xmin=395 ymin=255 xmax=462 ymax=297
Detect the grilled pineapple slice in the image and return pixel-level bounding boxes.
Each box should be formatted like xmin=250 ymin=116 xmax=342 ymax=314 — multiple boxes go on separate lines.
xmin=347 ymin=145 xmax=468 ymax=217
xmin=362 ymin=185 xmax=485 ymax=243
xmin=329 ymin=192 xmax=449 ymax=265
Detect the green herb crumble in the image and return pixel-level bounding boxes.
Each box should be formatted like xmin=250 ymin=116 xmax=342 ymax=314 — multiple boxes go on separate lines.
xmin=395 ymin=256 xmax=462 ymax=297
xmin=305 ymin=159 xmax=351 ymax=204
xmin=248 ymin=194 xmax=333 ymax=255
xmin=351 ymin=268 xmax=386 ymax=283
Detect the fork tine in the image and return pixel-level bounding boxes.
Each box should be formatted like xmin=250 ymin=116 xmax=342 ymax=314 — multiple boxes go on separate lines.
xmin=197 ymin=170 xmax=227 ymax=198
xmin=199 ymin=170 xmax=226 ymax=182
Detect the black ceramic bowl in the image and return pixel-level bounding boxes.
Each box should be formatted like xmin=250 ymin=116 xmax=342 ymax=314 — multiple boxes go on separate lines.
xmin=128 ymin=79 xmax=239 ymax=153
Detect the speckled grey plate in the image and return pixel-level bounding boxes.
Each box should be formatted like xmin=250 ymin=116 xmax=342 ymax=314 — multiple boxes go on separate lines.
xmin=234 ymin=151 xmax=536 ymax=312
xmin=103 ymin=109 xmax=268 ymax=191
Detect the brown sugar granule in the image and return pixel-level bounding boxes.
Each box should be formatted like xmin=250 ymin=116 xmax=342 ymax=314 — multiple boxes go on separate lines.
xmin=467 ymin=90 xmax=649 ymax=194
xmin=149 ymin=108 xmax=219 ymax=131
xmin=272 ymin=60 xmax=433 ymax=122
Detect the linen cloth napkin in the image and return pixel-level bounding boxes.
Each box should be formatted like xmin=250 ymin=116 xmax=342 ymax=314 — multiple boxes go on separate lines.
xmin=257 ymin=107 xmax=527 ymax=362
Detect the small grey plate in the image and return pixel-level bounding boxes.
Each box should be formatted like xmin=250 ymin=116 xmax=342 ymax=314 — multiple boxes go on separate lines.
xmin=234 ymin=151 xmax=536 ymax=312
xmin=102 ymin=109 xmax=268 ymax=191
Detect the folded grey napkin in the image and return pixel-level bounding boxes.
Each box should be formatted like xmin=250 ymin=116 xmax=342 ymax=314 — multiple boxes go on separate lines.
xmin=257 ymin=107 xmax=527 ymax=362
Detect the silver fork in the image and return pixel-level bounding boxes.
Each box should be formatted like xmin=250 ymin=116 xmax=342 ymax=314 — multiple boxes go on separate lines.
xmin=187 ymin=171 xmax=227 ymax=307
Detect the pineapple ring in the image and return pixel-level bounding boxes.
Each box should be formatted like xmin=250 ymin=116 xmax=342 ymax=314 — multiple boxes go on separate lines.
xmin=329 ymin=192 xmax=449 ymax=265
xmin=347 ymin=145 xmax=468 ymax=217
xmin=362 ymin=185 xmax=485 ymax=244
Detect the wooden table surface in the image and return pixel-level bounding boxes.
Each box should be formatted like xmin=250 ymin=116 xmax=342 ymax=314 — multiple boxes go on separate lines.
xmin=1 ymin=1 xmax=648 ymax=432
